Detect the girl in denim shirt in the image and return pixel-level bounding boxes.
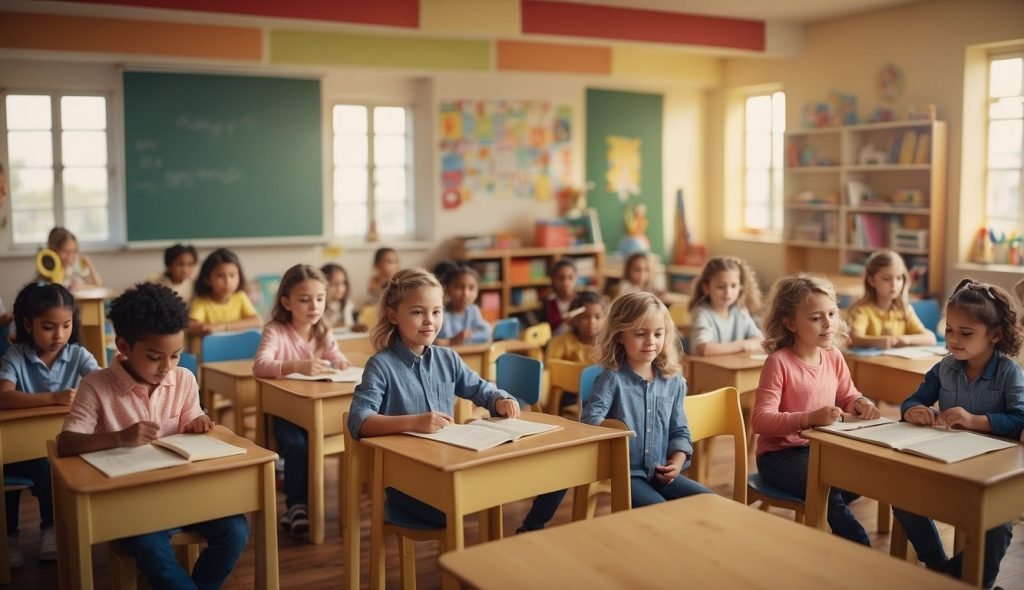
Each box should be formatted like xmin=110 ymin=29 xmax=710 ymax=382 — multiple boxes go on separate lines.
xmin=582 ymin=291 xmax=710 ymax=506
xmin=897 ymin=279 xmax=1024 ymax=589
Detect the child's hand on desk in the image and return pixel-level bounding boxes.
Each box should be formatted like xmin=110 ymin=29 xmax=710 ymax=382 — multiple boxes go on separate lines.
xmin=334 ymin=357 xmax=351 ymax=371
xmin=298 ymin=359 xmax=334 ymax=375
xmin=182 ymin=415 xmax=215 ymax=434
xmin=118 ymin=421 xmax=159 ymax=446
xmin=742 ymin=339 xmax=762 ymax=353
xmin=935 ymin=407 xmax=984 ymax=431
xmin=449 ymin=330 xmax=468 ymax=346
xmin=903 ymin=405 xmax=936 ymax=426
xmin=805 ymin=406 xmax=843 ymax=427
xmin=200 ymin=323 xmax=217 ymax=336
xmin=53 ymin=388 xmax=76 ymax=406
xmin=494 ymin=398 xmax=521 ymax=419
xmin=879 ymin=336 xmax=897 ymax=349
xmin=412 ymin=412 xmax=453 ymax=433
xmin=852 ymin=397 xmax=881 ymax=419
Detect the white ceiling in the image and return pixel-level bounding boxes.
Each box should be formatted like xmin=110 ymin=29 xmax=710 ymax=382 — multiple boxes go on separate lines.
xmin=569 ymin=0 xmax=927 ymax=23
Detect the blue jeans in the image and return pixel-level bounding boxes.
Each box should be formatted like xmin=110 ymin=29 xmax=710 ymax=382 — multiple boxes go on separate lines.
xmin=893 ymin=507 xmax=1012 ymax=589
xmin=3 ymin=457 xmax=53 ymax=535
xmin=117 ymin=515 xmax=249 ymax=590
xmin=274 ymin=417 xmax=308 ymax=508
xmin=757 ymin=446 xmax=870 ymax=546
xmin=631 ymin=474 xmax=710 ymax=507
xmin=386 ymin=488 xmax=569 ymax=532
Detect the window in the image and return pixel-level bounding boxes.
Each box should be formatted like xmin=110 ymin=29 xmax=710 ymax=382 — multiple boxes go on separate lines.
xmin=985 ymin=53 xmax=1024 ymax=233
xmin=743 ymin=91 xmax=786 ymax=234
xmin=332 ymin=104 xmax=412 ymax=239
xmin=3 ymin=93 xmax=113 ymax=245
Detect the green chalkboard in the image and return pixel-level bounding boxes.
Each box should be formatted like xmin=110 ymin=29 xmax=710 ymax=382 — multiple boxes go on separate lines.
xmin=124 ymin=72 xmax=322 ymax=241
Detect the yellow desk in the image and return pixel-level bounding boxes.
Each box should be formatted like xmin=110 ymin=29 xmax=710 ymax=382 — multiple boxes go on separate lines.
xmin=48 ymin=426 xmax=279 ymax=589
xmin=440 ymin=493 xmax=969 ymax=590
xmin=362 ymin=413 xmax=632 ymax=590
xmin=73 ymin=287 xmax=118 ymax=369
xmin=256 ymin=377 xmax=354 ymax=545
xmin=0 ymin=405 xmax=69 ymax=583
xmin=803 ymin=429 xmax=1024 ymax=587
xmin=335 ymin=332 xmax=375 ymax=367
xmin=846 ymin=353 xmax=938 ymax=405
xmin=201 ymin=360 xmax=256 ymax=437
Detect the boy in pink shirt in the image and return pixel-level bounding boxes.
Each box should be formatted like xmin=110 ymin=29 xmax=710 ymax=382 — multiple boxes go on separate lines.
xmin=58 ymin=283 xmax=248 ymax=590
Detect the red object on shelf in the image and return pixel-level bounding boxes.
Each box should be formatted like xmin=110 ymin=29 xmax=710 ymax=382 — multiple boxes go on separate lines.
xmin=534 ymin=221 xmax=572 ymax=248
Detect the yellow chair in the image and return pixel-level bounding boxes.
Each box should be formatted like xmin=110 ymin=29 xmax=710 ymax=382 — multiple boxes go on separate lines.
xmin=684 ymin=386 xmax=747 ymax=503
xmin=108 ymin=531 xmax=204 ymax=590
xmin=523 ymin=322 xmax=552 ymax=347
xmin=668 ymin=301 xmax=692 ymax=335
xmin=546 ymin=359 xmax=585 ymax=416
xmin=356 ymin=305 xmax=378 ymax=328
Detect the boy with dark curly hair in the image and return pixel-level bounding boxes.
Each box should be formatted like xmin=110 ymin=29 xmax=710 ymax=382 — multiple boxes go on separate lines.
xmin=58 ymin=283 xmax=249 ymax=589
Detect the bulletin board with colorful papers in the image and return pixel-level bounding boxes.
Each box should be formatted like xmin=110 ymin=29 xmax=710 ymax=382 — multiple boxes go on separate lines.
xmin=439 ymin=100 xmax=572 ymax=209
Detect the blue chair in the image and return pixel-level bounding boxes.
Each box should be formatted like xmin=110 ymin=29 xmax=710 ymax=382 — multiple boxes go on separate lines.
xmin=746 ymin=473 xmax=805 ymax=522
xmin=496 ymin=353 xmax=543 ymax=409
xmin=492 ymin=318 xmax=521 ymax=341
xmin=178 ymin=352 xmax=199 ymax=379
xmin=910 ymin=298 xmax=943 ymax=342
xmin=199 ymin=329 xmax=261 ymax=418
xmin=570 ymin=364 xmax=603 ymax=417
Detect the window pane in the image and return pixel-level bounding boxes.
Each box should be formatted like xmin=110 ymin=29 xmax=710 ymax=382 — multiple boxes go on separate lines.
xmin=374 ymin=135 xmax=406 ymax=166
xmin=373 ymin=107 xmax=406 ymax=135
xmin=746 ymin=169 xmax=770 ymax=206
xmin=334 ymin=204 xmax=367 ymax=237
xmin=333 ymin=166 xmax=368 ymax=204
xmin=62 ymin=131 xmax=108 ymax=166
xmin=745 ymin=95 xmax=771 ymax=133
xmin=376 ymin=202 xmax=408 ymax=235
xmin=745 ymin=205 xmax=770 ymax=230
xmin=333 ymin=105 xmax=367 ymax=134
xmin=990 ymin=57 xmax=1023 ymax=98
xmin=64 ymin=207 xmax=108 ymax=241
xmin=63 ymin=168 xmax=109 ymax=207
xmin=771 ymin=132 xmax=785 ymax=168
xmin=8 ymin=131 xmax=53 ymax=167
xmin=374 ymin=166 xmax=406 ymax=202
xmin=988 ymin=119 xmax=1022 ymax=168
xmin=986 ymin=169 xmax=1021 ymax=220
xmin=333 ymin=134 xmax=368 ymax=166
xmin=771 ymin=92 xmax=787 ymax=133
xmin=11 ymin=209 xmax=54 ymax=244
xmin=6 ymin=95 xmax=51 ymax=130
xmin=746 ymin=133 xmax=771 ymax=169
xmin=61 ymin=96 xmax=106 ymax=130
xmin=9 ymin=167 xmax=54 ymax=210
xmin=990 ymin=97 xmax=1024 ymax=119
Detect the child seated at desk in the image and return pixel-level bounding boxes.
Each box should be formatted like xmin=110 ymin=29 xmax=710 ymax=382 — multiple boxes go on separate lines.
xmin=155 ymin=243 xmax=198 ymax=303
xmin=546 ymin=291 xmax=604 ymax=364
xmin=545 ymin=259 xmax=579 ymax=334
xmin=435 ymin=265 xmax=490 ymax=346
xmin=847 ymin=250 xmax=936 ymax=349
xmin=253 ymin=264 xmax=350 ymax=537
xmin=189 ymin=248 xmax=262 ymax=336
xmin=897 ymin=279 xmax=1024 ymax=589
xmin=687 ymin=256 xmax=763 ymax=356
xmin=321 ymin=263 xmax=358 ymax=331
xmin=0 ymin=282 xmax=100 ymax=566
xmin=366 ymin=247 xmax=399 ymax=306
xmin=46 ymin=227 xmax=103 ymax=290
xmin=57 ymin=283 xmax=249 ymax=590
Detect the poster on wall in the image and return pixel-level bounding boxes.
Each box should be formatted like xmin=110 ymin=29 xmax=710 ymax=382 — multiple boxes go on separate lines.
xmin=605 ymin=135 xmax=641 ymax=201
xmin=439 ymin=100 xmax=572 ymax=209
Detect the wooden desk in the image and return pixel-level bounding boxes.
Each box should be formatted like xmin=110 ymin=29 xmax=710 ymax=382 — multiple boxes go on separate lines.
xmin=846 ymin=353 xmax=938 ymax=405
xmin=256 ymin=377 xmax=354 ymax=544
xmin=73 ymin=287 xmax=118 ymax=368
xmin=803 ymin=429 xmax=1024 ymax=587
xmin=439 ymin=493 xmax=968 ymax=589
xmin=201 ymin=360 xmax=256 ymax=437
xmin=48 ymin=426 xmax=279 ymax=589
xmin=336 ymin=333 xmax=375 ymax=367
xmin=0 ymin=406 xmax=69 ymax=583
xmin=362 ymin=413 xmax=632 ymax=590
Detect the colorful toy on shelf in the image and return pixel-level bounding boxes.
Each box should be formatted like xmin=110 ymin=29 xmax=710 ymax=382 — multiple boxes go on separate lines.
xmin=892 ymin=189 xmax=926 ymax=208
xmin=907 ymin=104 xmax=937 ymax=121
xmin=968 ymin=227 xmax=993 ymax=264
xmin=801 ymin=102 xmax=832 ymax=129
xmin=618 ymin=202 xmax=651 ymax=255
xmin=868 ymin=106 xmax=896 ymax=122
xmin=858 ymin=144 xmax=888 ymax=165
xmin=830 ymin=91 xmax=859 ymax=126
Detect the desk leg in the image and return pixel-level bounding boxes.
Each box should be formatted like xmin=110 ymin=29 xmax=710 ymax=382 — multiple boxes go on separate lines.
xmin=342 ymin=452 xmax=361 ymax=590
xmin=255 ymin=390 xmax=267 ymax=448
xmin=369 ymin=449 xmax=386 ymax=590
xmin=255 ymin=461 xmax=280 ymax=590
xmin=962 ymin=518 xmax=986 ymax=587
xmin=609 ymin=437 xmax=631 ymax=513
xmin=0 ymin=436 xmax=9 ymax=584
xmin=71 ymin=493 xmax=94 ymax=589
xmin=804 ymin=441 xmax=828 ymax=532
xmin=441 ymin=476 xmax=466 ymax=590
xmin=309 ymin=402 xmax=325 ymax=545
xmin=478 ymin=506 xmax=503 ymax=542
xmin=571 ymin=485 xmax=590 ymax=521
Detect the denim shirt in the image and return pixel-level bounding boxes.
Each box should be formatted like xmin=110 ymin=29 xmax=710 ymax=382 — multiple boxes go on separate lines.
xmin=581 ymin=365 xmax=693 ymax=479
xmin=901 ymin=351 xmax=1024 ymax=439
xmin=438 ymin=304 xmax=491 ymax=344
xmin=0 ymin=342 xmax=99 ymax=393
xmin=347 ymin=339 xmax=513 ymax=439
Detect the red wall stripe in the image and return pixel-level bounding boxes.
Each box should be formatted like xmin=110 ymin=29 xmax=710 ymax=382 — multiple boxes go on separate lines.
xmin=58 ymin=0 xmax=419 ymax=28
xmin=521 ymin=1 xmax=764 ymax=52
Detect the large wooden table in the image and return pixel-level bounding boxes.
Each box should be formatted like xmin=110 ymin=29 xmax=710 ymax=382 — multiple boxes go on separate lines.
xmin=48 ymin=426 xmax=279 ymax=589
xmin=439 ymin=493 xmax=969 ymax=589
xmin=804 ymin=429 xmax=1024 ymax=587
xmin=201 ymin=360 xmax=256 ymax=437
xmin=256 ymin=377 xmax=354 ymax=544
xmin=73 ymin=287 xmax=118 ymax=368
xmin=0 ymin=405 xmax=69 ymax=583
xmin=362 ymin=413 xmax=632 ymax=590
xmin=845 ymin=353 xmax=939 ymax=405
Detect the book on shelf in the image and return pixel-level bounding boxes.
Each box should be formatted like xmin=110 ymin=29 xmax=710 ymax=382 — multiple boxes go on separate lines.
xmin=816 ymin=420 xmax=1016 ymax=463
xmin=283 ymin=366 xmax=364 ymax=383
xmin=404 ymin=418 xmax=562 ymax=451
xmin=80 ymin=434 xmax=246 ymax=478
xmin=914 ymin=133 xmax=930 ymax=164
xmin=898 ymin=130 xmax=918 ymax=165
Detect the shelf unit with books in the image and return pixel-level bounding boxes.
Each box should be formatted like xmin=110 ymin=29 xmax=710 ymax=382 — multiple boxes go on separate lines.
xmin=784 ymin=120 xmax=946 ymax=296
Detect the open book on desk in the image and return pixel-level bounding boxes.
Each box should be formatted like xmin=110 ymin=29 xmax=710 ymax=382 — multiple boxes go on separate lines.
xmin=847 ymin=346 xmax=947 ymax=359
xmin=283 ymin=367 xmax=364 ymax=383
xmin=816 ymin=420 xmax=1016 ymax=463
xmin=80 ymin=434 xmax=246 ymax=478
xmin=405 ymin=418 xmax=562 ymax=452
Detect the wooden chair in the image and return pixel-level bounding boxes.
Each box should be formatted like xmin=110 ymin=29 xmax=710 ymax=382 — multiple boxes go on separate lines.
xmin=523 ymin=322 xmax=552 ymax=347
xmin=746 ymin=473 xmax=805 ymax=523
xmin=546 ymin=359 xmax=585 ymax=415
xmin=108 ymin=531 xmax=205 ymax=590
xmin=356 ymin=305 xmax=379 ymax=329
xmin=684 ymin=386 xmax=747 ymax=503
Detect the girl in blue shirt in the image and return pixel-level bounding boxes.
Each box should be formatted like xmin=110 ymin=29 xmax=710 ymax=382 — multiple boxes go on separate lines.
xmin=0 ymin=282 xmax=99 ymax=566
xmin=897 ymin=278 xmax=1024 ymax=589
xmin=435 ymin=265 xmax=491 ymax=346
xmin=582 ymin=291 xmax=710 ymax=506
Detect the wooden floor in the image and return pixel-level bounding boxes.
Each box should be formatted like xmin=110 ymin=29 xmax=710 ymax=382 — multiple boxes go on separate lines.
xmin=9 ymin=402 xmax=1024 ymax=589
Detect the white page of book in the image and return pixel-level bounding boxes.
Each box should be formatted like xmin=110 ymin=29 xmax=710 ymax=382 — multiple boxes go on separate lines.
xmin=154 ymin=434 xmax=246 ymax=461
xmin=406 ymin=424 xmax=512 ymax=451
xmin=80 ymin=445 xmax=189 ymax=478
xmin=283 ymin=366 xmax=364 ymax=382
xmin=818 ymin=416 xmax=895 ymax=433
xmin=479 ymin=418 xmax=560 ymax=437
xmin=839 ymin=422 xmax=947 ymax=448
xmin=882 ymin=347 xmax=942 ymax=360
xmin=900 ymin=431 xmax=1017 ymax=463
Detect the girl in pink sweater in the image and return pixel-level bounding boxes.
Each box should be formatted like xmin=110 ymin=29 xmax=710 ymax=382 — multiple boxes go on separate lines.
xmin=253 ymin=264 xmax=350 ymax=537
xmin=751 ymin=274 xmax=880 ymax=546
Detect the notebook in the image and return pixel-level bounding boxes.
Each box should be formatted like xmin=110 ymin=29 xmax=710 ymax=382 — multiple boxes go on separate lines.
xmin=404 ymin=418 xmax=562 ymax=452
xmin=283 ymin=367 xmax=364 ymax=383
xmin=882 ymin=346 xmax=948 ymax=360
xmin=80 ymin=434 xmax=246 ymax=478
xmin=816 ymin=421 xmax=1016 ymax=463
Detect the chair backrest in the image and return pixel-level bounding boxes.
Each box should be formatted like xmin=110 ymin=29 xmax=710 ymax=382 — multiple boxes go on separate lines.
xmin=249 ymin=273 xmax=282 ymax=320
xmin=579 ymin=364 xmax=602 ymax=403
xmin=492 ymin=317 xmax=521 ymax=341
xmin=548 ymin=359 xmax=585 ymax=393
xmin=356 ymin=305 xmax=378 ymax=328
xmin=668 ymin=302 xmax=691 ymax=329
xmin=178 ymin=352 xmax=199 ymax=379
xmin=684 ymin=387 xmax=747 ymax=503
xmin=909 ymin=298 xmax=943 ymax=342
xmin=482 ymin=340 xmax=517 ymax=382
xmin=495 ymin=353 xmax=543 ymax=405
xmin=200 ymin=329 xmax=262 ymax=363
xmin=523 ymin=322 xmax=552 ymax=347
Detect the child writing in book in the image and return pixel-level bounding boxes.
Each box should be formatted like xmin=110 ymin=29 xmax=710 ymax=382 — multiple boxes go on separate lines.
xmin=435 ymin=265 xmax=491 ymax=346
xmin=321 ymin=263 xmax=358 ymax=331
xmin=46 ymin=227 xmax=102 ymax=289
xmin=366 ymin=247 xmax=399 ymax=305
xmin=752 ymin=275 xmax=880 ymax=545
xmin=896 ymin=278 xmax=1024 ymax=588
xmin=847 ymin=250 xmax=936 ymax=349
xmin=582 ymin=292 xmax=711 ymax=506
xmin=687 ymin=256 xmax=763 ymax=356
xmin=253 ymin=264 xmax=351 ymax=537
xmin=156 ymin=243 xmax=198 ymax=303
xmin=349 ymin=268 xmax=574 ymax=533
xmin=189 ymin=248 xmax=262 ymax=336
xmin=0 ymin=282 xmax=99 ymax=566
xmin=547 ymin=291 xmax=605 ymax=364
xmin=545 ymin=259 xmax=578 ymax=334
xmin=57 ymin=283 xmax=248 ymax=589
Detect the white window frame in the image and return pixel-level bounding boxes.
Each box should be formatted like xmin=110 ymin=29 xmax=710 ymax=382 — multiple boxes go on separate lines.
xmin=984 ymin=50 xmax=1024 ymax=233
xmin=330 ymin=101 xmax=415 ymax=241
xmin=1 ymin=89 xmax=122 ymax=250
xmin=741 ymin=90 xmax=786 ymax=236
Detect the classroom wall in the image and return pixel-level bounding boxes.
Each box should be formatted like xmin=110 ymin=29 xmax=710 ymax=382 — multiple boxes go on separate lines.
xmin=707 ymin=0 xmax=1024 ymax=293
